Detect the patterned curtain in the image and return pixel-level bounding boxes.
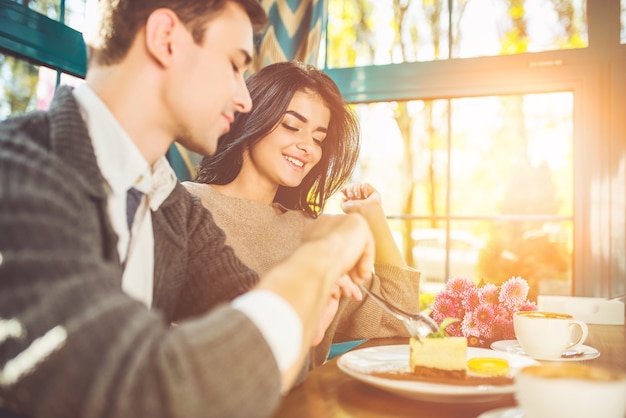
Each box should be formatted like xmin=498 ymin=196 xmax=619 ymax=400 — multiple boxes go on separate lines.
xmin=251 ymin=0 xmax=327 ymax=71
xmin=168 ymin=0 xmax=328 ymax=181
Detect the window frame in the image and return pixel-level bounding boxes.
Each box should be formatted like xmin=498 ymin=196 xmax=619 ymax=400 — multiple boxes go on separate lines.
xmin=0 ymin=0 xmax=86 ymax=78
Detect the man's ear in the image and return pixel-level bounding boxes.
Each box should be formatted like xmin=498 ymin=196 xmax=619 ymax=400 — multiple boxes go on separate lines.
xmin=144 ymin=9 xmax=178 ymax=67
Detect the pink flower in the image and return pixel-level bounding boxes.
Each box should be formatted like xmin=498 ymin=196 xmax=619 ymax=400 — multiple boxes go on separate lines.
xmin=491 ymin=313 xmax=514 ymax=340
xmin=461 ymin=312 xmax=482 ymax=338
xmin=431 ymin=292 xmax=463 ymax=323
xmin=430 ymin=276 xmax=537 ymax=346
xmin=518 ymin=301 xmax=538 ymax=311
xmin=461 ymin=286 xmax=480 ymax=312
xmin=499 ymin=276 xmax=530 ymax=308
xmin=473 ymin=304 xmax=496 ymax=334
xmin=445 ymin=277 xmax=475 ymax=297
xmin=467 ymin=336 xmax=482 ymax=347
xmin=479 ymin=283 xmax=499 ymax=306
xmin=444 ymin=319 xmax=463 ymax=337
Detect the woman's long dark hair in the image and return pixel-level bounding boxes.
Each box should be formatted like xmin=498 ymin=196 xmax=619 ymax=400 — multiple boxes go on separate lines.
xmin=195 ymin=61 xmax=360 ymax=218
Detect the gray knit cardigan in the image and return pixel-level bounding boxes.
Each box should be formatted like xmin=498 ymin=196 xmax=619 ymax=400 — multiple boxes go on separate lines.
xmin=0 ymin=86 xmax=282 ymax=418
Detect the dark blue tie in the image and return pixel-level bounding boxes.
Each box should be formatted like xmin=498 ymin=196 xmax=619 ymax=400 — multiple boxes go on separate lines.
xmin=126 ymin=187 xmax=144 ymax=230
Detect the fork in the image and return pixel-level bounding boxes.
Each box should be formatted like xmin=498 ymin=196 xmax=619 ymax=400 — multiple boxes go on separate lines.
xmin=359 ymin=283 xmax=438 ymax=342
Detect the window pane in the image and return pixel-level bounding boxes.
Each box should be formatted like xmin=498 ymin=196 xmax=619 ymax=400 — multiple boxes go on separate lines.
xmin=456 ymin=0 xmax=587 ymax=58
xmin=326 ymin=0 xmax=588 ymax=68
xmin=476 ymin=219 xmax=572 ymax=301
xmin=449 ymin=94 xmax=573 ymax=218
xmin=1 ymin=54 xmax=83 ymax=119
xmin=64 ymin=0 xmax=87 ymax=32
xmin=7 ymin=0 xmax=86 ymax=31
xmin=24 ymin=0 xmax=62 ymax=21
xmin=407 ymin=223 xmax=485 ymax=284
xmin=324 ymin=92 xmax=574 ymax=301
xmin=0 ymin=53 xmax=40 ymax=118
xmin=622 ymin=0 xmax=626 ymax=43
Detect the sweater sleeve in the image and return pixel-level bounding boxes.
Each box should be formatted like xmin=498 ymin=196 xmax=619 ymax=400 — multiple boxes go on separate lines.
xmin=0 ymin=117 xmax=281 ymax=418
xmin=153 ymin=183 xmax=263 ymax=321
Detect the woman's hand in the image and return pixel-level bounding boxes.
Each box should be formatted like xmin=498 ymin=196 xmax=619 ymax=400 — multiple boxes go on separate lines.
xmin=340 ymin=182 xmax=382 ymax=215
xmin=340 ymin=182 xmax=407 ymax=267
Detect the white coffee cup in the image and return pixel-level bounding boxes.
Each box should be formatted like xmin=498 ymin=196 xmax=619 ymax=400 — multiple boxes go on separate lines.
xmin=513 ymin=311 xmax=588 ymax=359
xmin=516 ymin=364 xmax=626 ymax=418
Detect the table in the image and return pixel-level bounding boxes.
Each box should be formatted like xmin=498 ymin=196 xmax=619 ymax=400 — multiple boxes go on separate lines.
xmin=273 ymin=324 xmax=626 ymax=418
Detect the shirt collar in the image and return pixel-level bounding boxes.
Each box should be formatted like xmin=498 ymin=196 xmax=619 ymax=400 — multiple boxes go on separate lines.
xmin=73 ymin=83 xmax=177 ymax=208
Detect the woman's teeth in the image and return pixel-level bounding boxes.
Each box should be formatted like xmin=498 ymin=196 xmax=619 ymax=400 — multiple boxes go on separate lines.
xmin=284 ymin=156 xmax=304 ymax=167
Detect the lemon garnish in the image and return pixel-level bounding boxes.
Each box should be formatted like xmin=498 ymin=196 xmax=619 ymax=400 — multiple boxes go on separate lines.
xmin=467 ymin=357 xmax=510 ymax=376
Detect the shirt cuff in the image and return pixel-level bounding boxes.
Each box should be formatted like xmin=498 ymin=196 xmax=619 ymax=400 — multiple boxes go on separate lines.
xmin=231 ymin=290 xmax=302 ymax=373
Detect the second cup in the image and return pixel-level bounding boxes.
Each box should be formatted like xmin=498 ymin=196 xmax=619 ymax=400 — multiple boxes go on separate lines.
xmin=513 ymin=311 xmax=588 ymax=360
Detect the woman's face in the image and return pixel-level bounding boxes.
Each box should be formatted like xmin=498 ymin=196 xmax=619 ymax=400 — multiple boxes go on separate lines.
xmin=246 ymin=90 xmax=330 ymax=188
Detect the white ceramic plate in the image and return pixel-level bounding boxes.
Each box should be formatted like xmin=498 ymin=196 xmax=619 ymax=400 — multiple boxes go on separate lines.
xmin=337 ymin=344 xmax=539 ymax=403
xmin=490 ymin=340 xmax=600 ymax=362
xmin=477 ymin=407 xmax=524 ymax=418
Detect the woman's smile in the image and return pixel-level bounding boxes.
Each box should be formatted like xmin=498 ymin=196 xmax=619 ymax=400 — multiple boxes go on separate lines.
xmin=284 ymin=154 xmax=305 ymax=170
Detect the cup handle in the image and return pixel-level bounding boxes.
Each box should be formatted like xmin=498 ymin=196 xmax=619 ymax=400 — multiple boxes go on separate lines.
xmin=566 ymin=320 xmax=589 ymax=349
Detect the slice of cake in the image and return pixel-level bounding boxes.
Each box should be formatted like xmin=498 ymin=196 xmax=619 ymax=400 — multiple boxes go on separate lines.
xmin=409 ymin=336 xmax=468 ymax=379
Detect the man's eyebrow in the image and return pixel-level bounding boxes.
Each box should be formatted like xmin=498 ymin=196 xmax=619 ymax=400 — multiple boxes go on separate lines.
xmin=285 ymin=110 xmax=328 ymax=133
xmin=239 ymin=49 xmax=252 ymax=66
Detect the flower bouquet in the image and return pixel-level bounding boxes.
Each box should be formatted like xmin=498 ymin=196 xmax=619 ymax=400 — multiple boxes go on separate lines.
xmin=430 ymin=276 xmax=537 ymax=347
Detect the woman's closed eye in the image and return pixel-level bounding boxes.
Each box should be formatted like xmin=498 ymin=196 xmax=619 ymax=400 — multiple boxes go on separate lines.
xmin=282 ymin=123 xmax=325 ymax=145
xmin=312 ymin=134 xmax=326 ymax=145
xmin=282 ymin=122 xmax=298 ymax=132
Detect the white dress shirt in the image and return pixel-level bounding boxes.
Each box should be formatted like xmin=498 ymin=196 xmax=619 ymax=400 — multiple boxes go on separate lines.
xmin=72 ymin=83 xmax=301 ymax=373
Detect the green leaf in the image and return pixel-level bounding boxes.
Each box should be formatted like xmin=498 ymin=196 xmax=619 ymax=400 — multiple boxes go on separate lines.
xmin=428 ymin=317 xmax=461 ymax=338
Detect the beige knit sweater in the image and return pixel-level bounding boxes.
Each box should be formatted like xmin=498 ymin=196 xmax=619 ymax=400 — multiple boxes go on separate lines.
xmin=183 ymin=182 xmax=421 ymax=367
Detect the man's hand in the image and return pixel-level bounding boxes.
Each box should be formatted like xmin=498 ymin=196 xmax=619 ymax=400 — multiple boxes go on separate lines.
xmin=257 ymin=213 xmax=375 ymax=389
xmin=311 ymin=284 xmax=341 ymax=346
xmin=301 ymin=213 xmax=375 ymax=286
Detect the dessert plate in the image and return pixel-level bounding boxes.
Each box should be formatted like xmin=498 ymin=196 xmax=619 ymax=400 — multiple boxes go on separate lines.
xmin=337 ymin=344 xmax=538 ymax=403
xmin=477 ymin=407 xmax=524 ymax=418
xmin=490 ymin=340 xmax=600 ymax=362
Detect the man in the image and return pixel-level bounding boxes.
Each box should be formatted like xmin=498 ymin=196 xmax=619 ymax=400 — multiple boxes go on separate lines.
xmin=0 ymin=1 xmax=374 ymax=417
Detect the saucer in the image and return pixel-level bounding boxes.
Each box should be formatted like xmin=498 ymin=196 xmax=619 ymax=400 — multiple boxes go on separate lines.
xmin=490 ymin=340 xmax=600 ymax=361
xmin=477 ymin=407 xmax=524 ymax=418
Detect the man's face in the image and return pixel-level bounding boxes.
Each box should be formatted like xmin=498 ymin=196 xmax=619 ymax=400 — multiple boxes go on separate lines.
xmin=165 ymin=1 xmax=254 ymax=156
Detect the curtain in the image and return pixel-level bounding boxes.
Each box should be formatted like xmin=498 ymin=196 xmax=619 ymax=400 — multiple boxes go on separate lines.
xmin=251 ymin=0 xmax=327 ymax=71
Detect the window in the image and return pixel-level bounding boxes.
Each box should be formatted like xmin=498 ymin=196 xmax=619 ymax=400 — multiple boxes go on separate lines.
xmin=326 ymin=0 xmax=587 ymax=68
xmin=622 ymin=0 xmax=626 ymax=43
xmin=323 ymin=0 xmax=626 ymax=300
xmin=7 ymin=0 xmax=86 ymax=31
xmin=0 ymin=0 xmax=86 ymax=117
xmin=0 ymin=53 xmax=81 ymax=118
xmin=326 ymin=92 xmax=574 ymax=299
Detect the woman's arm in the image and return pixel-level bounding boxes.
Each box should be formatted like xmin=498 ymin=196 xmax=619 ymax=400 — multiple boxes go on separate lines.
xmin=340 ymin=182 xmax=406 ymax=267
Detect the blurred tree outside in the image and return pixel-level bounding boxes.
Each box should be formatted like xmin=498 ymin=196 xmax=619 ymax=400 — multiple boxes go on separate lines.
xmin=0 ymin=55 xmax=39 ymax=118
xmin=326 ymin=0 xmax=579 ymax=298
xmin=475 ymin=1 xmax=580 ymax=301
xmin=0 ymin=0 xmax=62 ymax=119
xmin=477 ymin=161 xmax=572 ymax=301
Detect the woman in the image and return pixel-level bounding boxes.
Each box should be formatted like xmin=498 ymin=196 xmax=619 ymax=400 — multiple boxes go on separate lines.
xmin=184 ymin=61 xmax=420 ymax=367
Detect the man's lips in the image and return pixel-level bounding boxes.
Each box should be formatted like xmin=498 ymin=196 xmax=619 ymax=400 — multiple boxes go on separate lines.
xmin=222 ymin=113 xmax=234 ymax=125
xmin=221 ymin=114 xmax=234 ymax=133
